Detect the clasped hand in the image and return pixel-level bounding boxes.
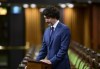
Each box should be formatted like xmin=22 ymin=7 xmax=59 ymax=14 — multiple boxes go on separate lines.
xmin=40 ymin=59 xmax=52 ymax=64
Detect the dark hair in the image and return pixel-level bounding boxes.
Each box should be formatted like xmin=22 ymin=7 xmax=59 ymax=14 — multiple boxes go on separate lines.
xmin=43 ymin=6 xmax=60 ymax=20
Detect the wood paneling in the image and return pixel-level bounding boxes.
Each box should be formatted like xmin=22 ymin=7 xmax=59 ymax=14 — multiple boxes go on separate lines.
xmin=63 ymin=7 xmax=85 ymax=45
xmin=92 ymin=5 xmax=100 ymax=51
xmin=63 ymin=5 xmax=100 ymax=52
xmin=25 ymin=8 xmax=42 ymax=46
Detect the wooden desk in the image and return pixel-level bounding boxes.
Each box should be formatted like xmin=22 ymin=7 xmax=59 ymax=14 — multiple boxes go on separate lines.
xmin=26 ymin=60 xmax=51 ymax=69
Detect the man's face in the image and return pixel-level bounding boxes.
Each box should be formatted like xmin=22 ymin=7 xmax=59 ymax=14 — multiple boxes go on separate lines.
xmin=44 ymin=16 xmax=55 ymax=26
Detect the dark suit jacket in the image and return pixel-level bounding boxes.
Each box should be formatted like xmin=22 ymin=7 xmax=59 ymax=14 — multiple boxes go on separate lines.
xmin=36 ymin=22 xmax=71 ymax=69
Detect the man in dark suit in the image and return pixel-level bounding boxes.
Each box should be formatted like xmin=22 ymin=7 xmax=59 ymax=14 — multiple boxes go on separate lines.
xmin=36 ymin=6 xmax=71 ymax=69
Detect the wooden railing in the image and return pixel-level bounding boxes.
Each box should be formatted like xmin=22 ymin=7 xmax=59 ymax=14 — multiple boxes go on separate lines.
xmin=68 ymin=41 xmax=100 ymax=69
xmin=17 ymin=46 xmax=35 ymax=69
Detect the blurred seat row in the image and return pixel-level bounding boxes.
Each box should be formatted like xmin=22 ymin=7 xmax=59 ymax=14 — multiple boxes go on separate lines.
xmin=17 ymin=46 xmax=35 ymax=69
xmin=69 ymin=41 xmax=100 ymax=69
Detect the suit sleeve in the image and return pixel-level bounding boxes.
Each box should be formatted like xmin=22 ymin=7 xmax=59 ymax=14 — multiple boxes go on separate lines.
xmin=50 ymin=28 xmax=71 ymax=64
xmin=36 ymin=36 xmax=47 ymax=61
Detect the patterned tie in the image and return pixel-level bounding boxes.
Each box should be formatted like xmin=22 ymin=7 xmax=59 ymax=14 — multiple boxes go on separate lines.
xmin=50 ymin=27 xmax=54 ymax=42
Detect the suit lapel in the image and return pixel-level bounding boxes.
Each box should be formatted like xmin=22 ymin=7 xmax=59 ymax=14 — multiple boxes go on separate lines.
xmin=47 ymin=27 xmax=51 ymax=44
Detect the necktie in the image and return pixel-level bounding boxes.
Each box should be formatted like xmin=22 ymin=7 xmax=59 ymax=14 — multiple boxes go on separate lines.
xmin=50 ymin=27 xmax=54 ymax=42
